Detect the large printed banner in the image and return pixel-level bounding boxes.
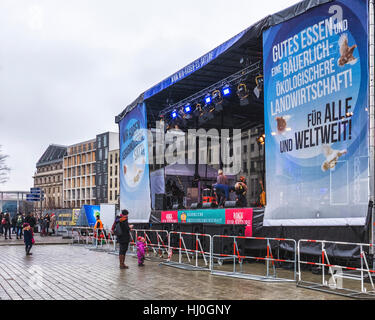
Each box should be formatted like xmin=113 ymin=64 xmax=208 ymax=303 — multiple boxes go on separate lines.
xmin=119 ymin=103 xmax=151 ymax=223
xmin=161 ymin=208 xmax=253 ymax=236
xmin=263 ymin=0 xmax=369 ymax=226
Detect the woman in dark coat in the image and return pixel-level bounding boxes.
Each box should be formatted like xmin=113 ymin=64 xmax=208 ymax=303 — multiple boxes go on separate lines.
xmin=23 ymin=223 xmax=34 ymax=255
xmin=3 ymin=213 xmax=12 ymax=240
xmin=112 ymin=209 xmax=133 ymax=269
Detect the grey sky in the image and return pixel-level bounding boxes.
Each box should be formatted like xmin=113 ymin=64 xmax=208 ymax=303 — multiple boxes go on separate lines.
xmin=0 ymin=0 xmax=299 ymax=191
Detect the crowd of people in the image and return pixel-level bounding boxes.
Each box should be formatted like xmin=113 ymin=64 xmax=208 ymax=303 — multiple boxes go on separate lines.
xmin=0 ymin=212 xmax=57 ymax=240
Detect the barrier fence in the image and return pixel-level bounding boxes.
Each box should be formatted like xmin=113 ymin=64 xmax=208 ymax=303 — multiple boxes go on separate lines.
xmin=67 ymin=227 xmax=375 ymax=299
xmin=133 ymin=229 xmax=169 ymax=260
xmin=161 ymin=231 xmax=212 ymax=271
xmin=298 ymin=239 xmax=375 ymax=299
xmin=210 ymin=235 xmax=297 ymax=282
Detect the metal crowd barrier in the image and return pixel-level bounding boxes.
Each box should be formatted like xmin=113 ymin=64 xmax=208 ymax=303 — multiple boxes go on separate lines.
xmin=134 ymin=229 xmax=169 ymax=261
xmin=161 ymin=231 xmax=212 ymax=271
xmin=69 ymin=227 xmax=94 ymax=245
xmin=88 ymin=228 xmax=116 ymax=252
xmin=298 ymin=239 xmax=375 ymax=299
xmin=210 ymin=235 xmax=297 ymax=282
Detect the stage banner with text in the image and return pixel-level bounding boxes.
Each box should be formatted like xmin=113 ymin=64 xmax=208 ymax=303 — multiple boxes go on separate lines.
xmin=119 ymin=103 xmax=151 ymax=223
xmin=161 ymin=211 xmax=179 ymax=223
xmin=178 ymin=209 xmax=226 ymax=224
xmin=263 ymin=0 xmax=369 ymax=226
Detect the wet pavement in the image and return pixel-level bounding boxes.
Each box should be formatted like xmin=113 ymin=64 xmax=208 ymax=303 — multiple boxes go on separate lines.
xmin=0 ymin=244 xmax=350 ymax=300
xmin=0 ymin=233 xmax=71 ymax=246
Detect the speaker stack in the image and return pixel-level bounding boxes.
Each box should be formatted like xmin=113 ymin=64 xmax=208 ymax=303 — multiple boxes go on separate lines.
xmin=155 ymin=194 xmax=166 ymax=210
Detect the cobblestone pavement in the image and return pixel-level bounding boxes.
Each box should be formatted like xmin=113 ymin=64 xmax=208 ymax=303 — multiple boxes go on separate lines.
xmin=0 ymin=245 xmax=349 ymax=300
xmin=0 ymin=234 xmax=71 ymax=246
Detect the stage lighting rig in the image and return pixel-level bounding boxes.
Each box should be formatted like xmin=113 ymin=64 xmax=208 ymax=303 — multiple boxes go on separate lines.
xmin=222 ymin=85 xmax=231 ymax=96
xmin=253 ymin=75 xmax=264 ymax=99
xmin=182 ymin=103 xmax=193 ymax=120
xmin=257 ymin=133 xmax=265 ymax=145
xmin=237 ymin=83 xmax=250 ymax=106
xmin=212 ymin=90 xmax=223 ymax=105
xmin=204 ymin=94 xmax=212 ymax=105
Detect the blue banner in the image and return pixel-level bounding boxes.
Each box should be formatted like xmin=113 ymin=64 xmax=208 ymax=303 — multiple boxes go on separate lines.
xmin=263 ymin=0 xmax=369 ymax=226
xmin=119 ymin=102 xmax=151 ymax=223
xmin=83 ymin=205 xmax=100 ymax=227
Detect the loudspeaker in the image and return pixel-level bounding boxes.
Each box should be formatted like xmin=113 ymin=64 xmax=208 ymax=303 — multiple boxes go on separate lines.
xmin=202 ymin=224 xmax=232 ymax=255
xmin=202 ymin=202 xmax=217 ymax=208
xmin=155 ymin=194 xmax=166 ymax=210
xmin=190 ymin=202 xmax=202 ymax=209
xmin=224 ymin=201 xmax=237 ymax=208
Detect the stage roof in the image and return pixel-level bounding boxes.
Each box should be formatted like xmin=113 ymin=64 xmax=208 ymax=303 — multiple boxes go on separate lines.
xmin=115 ymin=0 xmax=332 ymax=129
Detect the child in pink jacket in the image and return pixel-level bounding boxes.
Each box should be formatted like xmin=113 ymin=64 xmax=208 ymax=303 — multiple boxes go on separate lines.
xmin=137 ymin=236 xmax=146 ymax=267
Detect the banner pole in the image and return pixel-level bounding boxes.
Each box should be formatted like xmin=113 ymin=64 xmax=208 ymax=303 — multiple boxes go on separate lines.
xmin=369 ymin=0 xmax=375 ymax=255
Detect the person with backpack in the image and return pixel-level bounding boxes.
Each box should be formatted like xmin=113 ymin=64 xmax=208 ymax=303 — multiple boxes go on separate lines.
xmin=112 ymin=209 xmax=133 ymax=269
xmin=16 ymin=213 xmax=24 ymax=240
xmin=3 ymin=212 xmax=12 ymax=240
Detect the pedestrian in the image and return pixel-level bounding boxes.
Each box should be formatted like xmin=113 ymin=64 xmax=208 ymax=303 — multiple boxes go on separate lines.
xmin=50 ymin=214 xmax=56 ymax=235
xmin=0 ymin=212 xmax=4 ymax=237
xmin=3 ymin=212 xmax=12 ymax=240
xmin=11 ymin=214 xmax=17 ymax=234
xmin=16 ymin=212 xmax=24 ymax=240
xmin=112 ymin=209 xmax=133 ymax=269
xmin=25 ymin=213 xmax=37 ymax=230
xmin=23 ymin=223 xmax=34 ymax=256
xmin=40 ymin=217 xmax=46 ymax=237
xmin=94 ymin=215 xmax=106 ymax=243
xmin=136 ymin=236 xmax=146 ymax=267
xmin=44 ymin=214 xmax=50 ymax=236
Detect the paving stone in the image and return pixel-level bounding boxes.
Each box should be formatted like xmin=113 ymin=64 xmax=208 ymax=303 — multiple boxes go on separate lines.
xmin=0 ymin=244 xmax=352 ymax=300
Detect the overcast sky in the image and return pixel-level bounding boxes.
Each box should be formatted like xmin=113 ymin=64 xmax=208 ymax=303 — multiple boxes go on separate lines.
xmin=0 ymin=0 xmax=299 ymax=191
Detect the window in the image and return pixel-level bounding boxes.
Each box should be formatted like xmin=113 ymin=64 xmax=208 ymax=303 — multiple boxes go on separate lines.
xmin=243 ymin=161 xmax=248 ymax=173
xmin=243 ymin=145 xmax=247 ymax=153
xmin=110 ymin=154 xmax=113 ymax=164
xmin=110 ymin=191 xmax=112 ymax=201
xmin=115 ymin=165 xmax=117 ymax=176
xmin=103 ymin=135 xmax=107 ymax=147
xmin=251 ymin=144 xmax=255 ymax=152
xmin=110 ymin=167 xmax=112 ymax=176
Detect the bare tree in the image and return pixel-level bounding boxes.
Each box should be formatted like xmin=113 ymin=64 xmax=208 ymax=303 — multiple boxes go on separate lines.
xmin=0 ymin=145 xmax=10 ymax=184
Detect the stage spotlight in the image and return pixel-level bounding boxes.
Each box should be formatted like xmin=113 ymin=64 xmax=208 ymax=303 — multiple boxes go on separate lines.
xmin=237 ymin=83 xmax=249 ymax=106
xmin=253 ymin=75 xmax=263 ymax=99
xmin=222 ymin=85 xmax=231 ymax=96
xmin=171 ymin=110 xmax=178 ymax=119
xmin=212 ymin=90 xmax=223 ymax=105
xmin=257 ymin=134 xmax=265 ymax=145
xmin=205 ymin=95 xmax=212 ymax=104
xmin=184 ymin=104 xmax=192 ymax=113
xmin=193 ymin=103 xmax=203 ymax=117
